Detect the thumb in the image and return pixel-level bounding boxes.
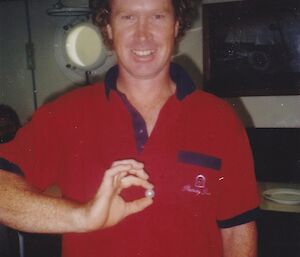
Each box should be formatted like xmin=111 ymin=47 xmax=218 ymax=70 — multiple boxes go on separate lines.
xmin=124 ymin=198 xmax=153 ymax=217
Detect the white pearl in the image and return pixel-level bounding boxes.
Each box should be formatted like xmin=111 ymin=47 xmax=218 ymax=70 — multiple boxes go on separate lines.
xmin=145 ymin=189 xmax=155 ymax=198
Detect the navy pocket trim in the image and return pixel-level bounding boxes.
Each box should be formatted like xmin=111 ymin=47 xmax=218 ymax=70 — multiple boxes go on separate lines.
xmin=177 ymin=150 xmax=222 ymax=171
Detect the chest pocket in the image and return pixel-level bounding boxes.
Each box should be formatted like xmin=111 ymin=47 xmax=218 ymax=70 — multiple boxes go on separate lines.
xmin=176 ymin=150 xmax=222 ymax=203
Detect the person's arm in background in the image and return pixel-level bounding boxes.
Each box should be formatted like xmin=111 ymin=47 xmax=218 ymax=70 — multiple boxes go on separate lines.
xmin=221 ymin=221 xmax=257 ymax=257
xmin=0 ymin=159 xmax=153 ymax=234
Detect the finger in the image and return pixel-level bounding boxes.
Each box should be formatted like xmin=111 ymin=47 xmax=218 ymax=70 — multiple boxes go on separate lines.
xmin=99 ymin=166 xmax=131 ymax=195
xmin=120 ymin=175 xmax=153 ymax=190
xmin=125 ymin=198 xmax=153 ymax=217
xmin=113 ymin=171 xmax=127 ymax=186
xmin=105 ymin=165 xmax=149 ymax=181
xmin=111 ymin=159 xmax=144 ymax=169
xmin=127 ymin=168 xmax=149 ymax=180
xmin=111 ymin=160 xmax=149 ymax=180
xmin=104 ymin=164 xmax=132 ymax=180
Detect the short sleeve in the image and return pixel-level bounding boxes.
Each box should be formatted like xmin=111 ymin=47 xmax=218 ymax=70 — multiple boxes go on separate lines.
xmin=216 ymin=104 xmax=260 ymax=228
xmin=0 ymin=103 xmax=64 ymax=191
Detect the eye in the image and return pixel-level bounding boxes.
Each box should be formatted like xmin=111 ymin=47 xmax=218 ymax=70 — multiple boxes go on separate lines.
xmin=153 ymin=14 xmax=165 ymax=20
xmin=121 ymin=14 xmax=135 ymax=21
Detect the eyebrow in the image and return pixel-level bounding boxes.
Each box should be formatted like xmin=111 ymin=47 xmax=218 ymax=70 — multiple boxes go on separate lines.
xmin=112 ymin=6 xmax=174 ymax=17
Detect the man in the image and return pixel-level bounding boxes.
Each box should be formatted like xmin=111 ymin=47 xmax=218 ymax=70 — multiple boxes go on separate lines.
xmin=0 ymin=0 xmax=259 ymax=257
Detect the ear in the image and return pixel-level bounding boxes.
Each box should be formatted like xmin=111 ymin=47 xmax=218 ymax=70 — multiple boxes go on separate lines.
xmin=107 ymin=24 xmax=113 ymax=40
xmin=174 ymin=20 xmax=179 ymax=38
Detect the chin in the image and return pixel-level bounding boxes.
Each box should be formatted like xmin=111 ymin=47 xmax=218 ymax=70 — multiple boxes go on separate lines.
xmin=132 ymin=65 xmax=163 ymax=79
xmin=130 ymin=71 xmax=159 ymax=80
xmin=138 ymin=61 xmax=170 ymax=76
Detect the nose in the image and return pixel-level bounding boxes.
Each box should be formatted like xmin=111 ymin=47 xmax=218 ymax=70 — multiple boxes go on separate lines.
xmin=135 ymin=18 xmax=151 ymax=42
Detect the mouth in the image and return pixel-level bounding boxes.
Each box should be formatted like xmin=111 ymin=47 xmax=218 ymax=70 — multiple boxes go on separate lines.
xmin=132 ymin=49 xmax=156 ymax=57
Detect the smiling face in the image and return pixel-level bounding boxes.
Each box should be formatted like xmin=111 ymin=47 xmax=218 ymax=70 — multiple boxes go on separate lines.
xmin=107 ymin=0 xmax=179 ymax=80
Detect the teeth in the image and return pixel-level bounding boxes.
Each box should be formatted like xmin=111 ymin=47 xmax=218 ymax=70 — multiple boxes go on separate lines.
xmin=132 ymin=50 xmax=154 ymax=56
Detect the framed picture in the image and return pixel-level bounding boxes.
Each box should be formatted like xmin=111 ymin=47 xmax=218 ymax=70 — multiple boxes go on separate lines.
xmin=203 ymin=0 xmax=300 ymax=97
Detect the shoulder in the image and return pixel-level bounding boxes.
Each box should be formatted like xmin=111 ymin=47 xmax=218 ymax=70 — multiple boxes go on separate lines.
xmin=40 ymin=83 xmax=105 ymax=112
xmin=183 ymin=90 xmax=236 ymax=119
xmin=50 ymin=82 xmax=106 ymax=107
xmin=179 ymin=92 xmax=249 ymax=160
xmin=181 ymin=90 xmax=247 ymax=137
xmin=27 ymin=83 xmax=106 ymax=126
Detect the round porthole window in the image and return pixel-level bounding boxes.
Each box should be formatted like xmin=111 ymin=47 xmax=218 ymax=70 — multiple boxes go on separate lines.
xmin=65 ymin=22 xmax=106 ymax=70
xmin=54 ymin=18 xmax=112 ymax=83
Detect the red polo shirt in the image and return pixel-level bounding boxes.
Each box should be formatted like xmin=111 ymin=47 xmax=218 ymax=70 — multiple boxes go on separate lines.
xmin=0 ymin=64 xmax=259 ymax=257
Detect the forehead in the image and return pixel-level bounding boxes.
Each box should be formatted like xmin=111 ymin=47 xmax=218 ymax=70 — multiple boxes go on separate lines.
xmin=110 ymin=0 xmax=174 ymax=13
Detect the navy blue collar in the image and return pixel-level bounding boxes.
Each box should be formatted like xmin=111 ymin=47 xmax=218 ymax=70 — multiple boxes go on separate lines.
xmin=104 ymin=62 xmax=196 ymax=101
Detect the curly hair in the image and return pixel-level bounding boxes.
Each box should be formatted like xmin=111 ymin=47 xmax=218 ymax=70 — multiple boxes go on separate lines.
xmin=90 ymin=0 xmax=196 ymax=48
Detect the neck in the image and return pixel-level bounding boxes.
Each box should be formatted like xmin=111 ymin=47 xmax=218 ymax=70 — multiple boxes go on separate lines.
xmin=116 ymin=66 xmax=176 ymax=135
xmin=117 ymin=67 xmax=176 ymax=104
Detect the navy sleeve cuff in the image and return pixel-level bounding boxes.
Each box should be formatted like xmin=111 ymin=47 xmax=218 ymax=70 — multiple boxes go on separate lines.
xmin=217 ymin=207 xmax=260 ymax=228
xmin=0 ymin=157 xmax=23 ymax=176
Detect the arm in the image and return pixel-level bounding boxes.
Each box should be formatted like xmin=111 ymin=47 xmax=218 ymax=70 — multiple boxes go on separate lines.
xmin=221 ymin=221 xmax=257 ymax=257
xmin=0 ymin=159 xmax=153 ymax=234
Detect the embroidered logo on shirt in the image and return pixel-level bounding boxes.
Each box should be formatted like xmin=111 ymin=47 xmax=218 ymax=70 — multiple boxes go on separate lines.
xmin=182 ymin=174 xmax=211 ymax=196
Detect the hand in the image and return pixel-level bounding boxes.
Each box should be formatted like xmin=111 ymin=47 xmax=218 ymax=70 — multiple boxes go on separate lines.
xmin=82 ymin=159 xmax=153 ymax=231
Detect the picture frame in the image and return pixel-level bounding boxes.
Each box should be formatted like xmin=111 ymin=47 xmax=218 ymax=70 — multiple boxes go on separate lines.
xmin=203 ymin=0 xmax=300 ymax=97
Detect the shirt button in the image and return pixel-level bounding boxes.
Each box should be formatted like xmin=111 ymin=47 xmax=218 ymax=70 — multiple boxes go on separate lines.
xmin=139 ymin=129 xmax=144 ymax=134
